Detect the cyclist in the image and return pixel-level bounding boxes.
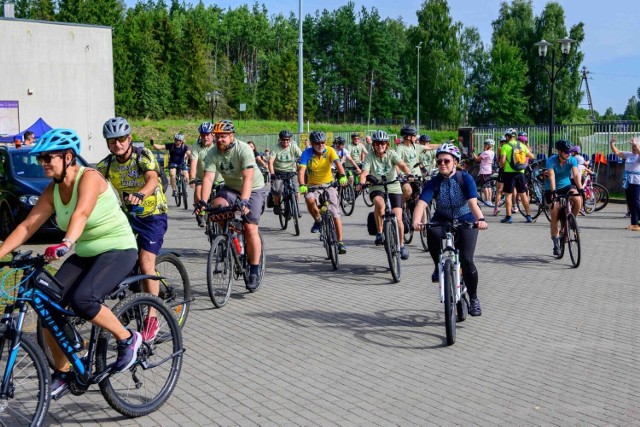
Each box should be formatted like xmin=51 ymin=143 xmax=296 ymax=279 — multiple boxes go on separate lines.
xmin=396 ymin=126 xmax=425 ymax=201
xmin=98 ymin=117 xmax=168 ymax=342
xmin=499 ymin=128 xmax=534 ymax=223
xmin=0 ymin=128 xmax=142 ymax=398
xmin=333 ymin=136 xmax=362 ymax=178
xmin=610 ymin=136 xmax=640 ymax=230
xmin=417 ymin=134 xmax=440 ymax=177
xmin=151 ymin=133 xmax=191 ymax=198
xmin=198 ymin=120 xmax=265 ymax=290
xmin=412 ymin=143 xmax=488 ymax=317
xmin=358 ymin=130 xmax=413 ymax=259
xmin=493 ymin=135 xmax=507 ymax=215
xmin=298 ymin=130 xmax=349 ymax=254
xmin=545 ymin=139 xmax=584 ymax=255
xmin=473 ymin=138 xmax=496 ymax=204
xmin=346 ymin=132 xmax=368 ymax=184
xmin=269 ymin=130 xmax=302 ymax=215
xmin=190 ymin=123 xmax=223 ymax=227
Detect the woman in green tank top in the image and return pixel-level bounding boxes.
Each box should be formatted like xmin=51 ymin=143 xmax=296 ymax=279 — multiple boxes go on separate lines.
xmin=0 ymin=129 xmax=143 ymax=398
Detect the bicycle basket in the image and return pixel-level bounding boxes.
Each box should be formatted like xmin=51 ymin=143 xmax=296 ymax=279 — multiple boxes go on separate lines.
xmin=33 ymin=269 xmax=65 ymax=302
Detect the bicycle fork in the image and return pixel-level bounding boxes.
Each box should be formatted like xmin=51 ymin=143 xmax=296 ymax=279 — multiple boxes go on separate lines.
xmin=438 ymin=248 xmax=461 ymax=303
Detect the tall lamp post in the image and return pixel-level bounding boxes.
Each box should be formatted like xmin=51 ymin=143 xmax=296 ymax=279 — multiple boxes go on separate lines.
xmin=534 ymin=36 xmax=575 ymax=157
xmin=416 ymin=42 xmax=422 ymax=132
xmin=367 ymin=69 xmax=375 ymax=132
xmin=205 ymin=91 xmax=220 ymax=123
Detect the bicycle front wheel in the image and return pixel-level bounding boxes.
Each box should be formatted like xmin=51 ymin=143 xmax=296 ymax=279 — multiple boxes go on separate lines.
xmin=278 ymin=201 xmax=288 ymax=230
xmin=181 ymin=178 xmax=188 ymax=210
xmin=419 ymin=204 xmax=431 ymax=252
xmin=443 ymin=259 xmax=456 ymax=346
xmin=362 ymin=186 xmax=374 ymax=207
xmin=155 ymin=252 xmax=191 ymax=328
xmin=290 ymin=195 xmax=300 ymax=236
xmin=97 ymin=294 xmax=183 ymax=418
xmin=340 ymin=184 xmax=356 ymax=216
xmin=556 ymin=216 xmax=566 ymax=259
xmin=567 ymin=214 xmax=581 ymax=268
xmin=383 ymin=219 xmax=401 ymax=283
xmin=173 ymin=180 xmax=181 ymax=207
xmin=245 ymin=232 xmax=266 ymax=293
xmin=0 ymin=333 xmax=50 ymax=427
xmin=207 ymin=235 xmax=233 ymax=308
xmin=403 ymin=208 xmax=414 ymax=244
xmin=324 ymin=216 xmax=339 ymax=270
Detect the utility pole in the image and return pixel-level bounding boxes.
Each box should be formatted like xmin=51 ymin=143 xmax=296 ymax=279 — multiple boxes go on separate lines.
xmin=416 ymin=42 xmax=422 ymax=132
xmin=580 ymin=67 xmax=596 ymax=122
xmin=297 ymin=0 xmax=304 ymax=134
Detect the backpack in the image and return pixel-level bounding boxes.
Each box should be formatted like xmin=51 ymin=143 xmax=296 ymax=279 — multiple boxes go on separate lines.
xmin=102 ymin=146 xmax=166 ymax=189
xmin=509 ymin=141 xmax=527 ymax=171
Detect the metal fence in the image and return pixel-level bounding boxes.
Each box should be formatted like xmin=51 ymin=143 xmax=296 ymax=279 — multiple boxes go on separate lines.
xmin=472 ymin=122 xmax=640 ymax=161
xmin=236 ymin=130 xmax=399 ymax=153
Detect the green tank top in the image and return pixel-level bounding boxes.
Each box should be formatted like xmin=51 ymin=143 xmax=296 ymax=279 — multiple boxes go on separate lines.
xmin=54 ymin=167 xmax=138 ymax=257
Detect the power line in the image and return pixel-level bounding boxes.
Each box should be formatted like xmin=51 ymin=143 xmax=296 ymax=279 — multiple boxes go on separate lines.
xmin=589 ymin=71 xmax=640 ymax=79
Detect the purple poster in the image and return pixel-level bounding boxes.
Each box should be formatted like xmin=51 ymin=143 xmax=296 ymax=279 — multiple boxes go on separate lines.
xmin=0 ymin=100 xmax=20 ymax=136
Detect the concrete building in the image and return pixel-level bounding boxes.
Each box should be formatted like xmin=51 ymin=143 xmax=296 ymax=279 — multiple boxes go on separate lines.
xmin=0 ymin=14 xmax=114 ymax=163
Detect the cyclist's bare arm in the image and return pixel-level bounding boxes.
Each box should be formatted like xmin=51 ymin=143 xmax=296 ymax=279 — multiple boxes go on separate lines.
xmin=189 ymin=157 xmax=198 ymax=186
xmin=547 ymin=168 xmax=556 ymax=191
xmin=412 ymin=199 xmax=429 ymax=230
xmin=397 ymin=160 xmax=411 ymax=176
xmin=345 ymin=155 xmax=361 ymax=171
xmin=199 ymin=171 xmax=215 ymax=204
xmin=298 ymin=165 xmax=307 ymax=186
xmin=151 ymin=142 xmax=167 ymax=151
xmin=334 ymin=159 xmax=346 ymax=177
xmin=468 ymin=198 xmax=488 ymax=229
xmin=268 ymin=155 xmax=276 ymax=175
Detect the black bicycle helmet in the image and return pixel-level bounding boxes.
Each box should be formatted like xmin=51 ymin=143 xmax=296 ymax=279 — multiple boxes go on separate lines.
xmin=400 ymin=126 xmax=417 ymax=137
xmin=419 ymin=134 xmax=431 ymax=143
xmin=555 ymin=139 xmax=573 ymax=152
xmin=371 ymin=130 xmax=389 ymax=142
xmin=102 ymin=117 xmax=131 ymax=139
xmin=351 ymin=132 xmax=360 ymax=138
xmin=333 ymin=136 xmax=346 ymax=145
xmin=279 ymin=130 xmax=293 ymax=139
xmin=309 ymin=131 xmax=326 ymax=144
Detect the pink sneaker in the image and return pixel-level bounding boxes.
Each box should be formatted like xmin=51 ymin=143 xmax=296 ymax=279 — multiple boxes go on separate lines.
xmin=492 ymin=207 xmax=500 ymax=216
xmin=141 ymin=316 xmax=160 ymax=342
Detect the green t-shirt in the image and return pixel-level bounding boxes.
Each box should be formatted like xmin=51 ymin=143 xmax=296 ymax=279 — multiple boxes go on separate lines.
xmin=203 ymin=140 xmax=265 ymax=192
xmin=395 ymin=143 xmax=425 ymax=175
xmin=419 ymin=148 xmax=437 ymax=173
xmin=347 ymin=142 xmax=368 ymax=166
xmin=362 ymin=150 xmax=403 ymax=194
xmin=271 ymin=143 xmax=302 ymax=172
xmin=500 ymin=140 xmax=529 ymax=173
xmin=54 ymin=167 xmax=137 ymax=257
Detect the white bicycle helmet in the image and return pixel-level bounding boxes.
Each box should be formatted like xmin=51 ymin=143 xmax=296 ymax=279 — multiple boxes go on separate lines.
xmin=435 ymin=143 xmax=461 ymax=161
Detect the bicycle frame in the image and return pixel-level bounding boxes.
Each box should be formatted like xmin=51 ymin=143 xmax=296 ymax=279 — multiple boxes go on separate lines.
xmin=207 ymin=207 xmax=248 ymax=280
xmin=438 ymin=229 xmax=462 ymax=304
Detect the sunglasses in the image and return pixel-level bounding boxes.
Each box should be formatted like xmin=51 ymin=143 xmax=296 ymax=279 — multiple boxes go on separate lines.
xmin=313 ymin=141 xmax=326 ymax=145
xmin=436 ymin=158 xmax=452 ymax=165
xmin=36 ymin=153 xmax=63 ymax=164
xmin=372 ymin=141 xmax=387 ymax=146
xmin=107 ymin=135 xmax=129 ymax=145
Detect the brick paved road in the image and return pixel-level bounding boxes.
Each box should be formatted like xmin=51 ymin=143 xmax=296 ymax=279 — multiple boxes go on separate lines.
xmin=21 ymin=196 xmax=639 ymax=426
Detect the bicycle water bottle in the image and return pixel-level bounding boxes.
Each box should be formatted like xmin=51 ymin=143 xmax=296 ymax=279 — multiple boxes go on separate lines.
xmin=237 ymin=233 xmax=245 ymax=255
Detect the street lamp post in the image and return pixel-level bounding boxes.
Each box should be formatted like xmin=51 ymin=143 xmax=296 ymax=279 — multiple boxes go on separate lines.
xmin=367 ymin=69 xmax=375 ymax=132
xmin=534 ymin=36 xmax=575 ymax=157
xmin=416 ymin=42 xmax=422 ymax=133
xmin=205 ymin=91 xmax=221 ymax=123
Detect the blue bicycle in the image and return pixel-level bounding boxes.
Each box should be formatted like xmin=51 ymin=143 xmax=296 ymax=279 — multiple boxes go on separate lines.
xmin=0 ymin=251 xmax=184 ymax=426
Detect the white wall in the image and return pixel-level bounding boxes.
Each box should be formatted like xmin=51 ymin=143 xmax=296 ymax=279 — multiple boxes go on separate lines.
xmin=0 ymin=18 xmax=114 ymax=163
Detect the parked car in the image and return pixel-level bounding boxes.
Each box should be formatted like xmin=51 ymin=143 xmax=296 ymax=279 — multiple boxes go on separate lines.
xmin=0 ymin=144 xmax=89 ymax=239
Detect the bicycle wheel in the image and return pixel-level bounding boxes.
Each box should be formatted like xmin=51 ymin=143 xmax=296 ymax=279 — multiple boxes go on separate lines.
xmin=593 ymin=183 xmax=609 ymax=212
xmin=419 ymin=205 xmax=431 ymax=252
xmin=207 ymin=235 xmax=233 ymax=308
xmin=324 ymin=216 xmax=339 ymax=270
xmin=362 ymin=186 xmax=374 ymax=207
xmin=583 ymin=184 xmax=597 ymax=214
xmin=290 ymin=196 xmax=300 ymax=236
xmin=383 ymin=219 xmax=401 ymax=283
xmin=516 ymin=189 xmax=541 ymax=220
xmin=442 ymin=259 xmax=456 ymax=346
xmin=480 ymin=179 xmax=505 ymax=207
xmin=96 ymin=294 xmax=183 ymax=418
xmin=245 ymin=232 xmax=266 ymax=293
xmin=155 ymin=253 xmax=191 ymax=328
xmin=556 ymin=216 xmax=566 ymax=259
xmin=0 ymin=333 xmax=50 ymax=427
xmin=181 ymin=178 xmax=188 ymax=210
xmin=340 ymin=184 xmax=356 ymax=216
xmin=278 ymin=201 xmax=288 ymax=230
xmin=567 ymin=214 xmax=581 ymax=268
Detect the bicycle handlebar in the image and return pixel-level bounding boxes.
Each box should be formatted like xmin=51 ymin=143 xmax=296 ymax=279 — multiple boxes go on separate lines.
xmin=0 ymin=251 xmax=47 ymax=269
xmin=422 ymin=221 xmax=478 ymax=230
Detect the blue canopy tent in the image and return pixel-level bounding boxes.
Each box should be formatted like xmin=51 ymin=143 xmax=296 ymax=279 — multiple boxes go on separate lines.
xmin=0 ymin=118 xmax=53 ymax=142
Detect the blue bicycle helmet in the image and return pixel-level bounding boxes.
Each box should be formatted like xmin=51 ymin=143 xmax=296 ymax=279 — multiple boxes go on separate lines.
xmin=31 ymin=128 xmax=81 ymax=156
xmin=198 ymin=122 xmax=213 ymax=134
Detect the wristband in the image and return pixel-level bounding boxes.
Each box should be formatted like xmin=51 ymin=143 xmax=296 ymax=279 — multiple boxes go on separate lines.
xmin=477 ymin=218 xmax=486 ymax=222
xmin=132 ymin=192 xmax=145 ymax=200
xmin=62 ymin=238 xmax=75 ymax=247
xmin=189 ymin=179 xmax=196 ymax=185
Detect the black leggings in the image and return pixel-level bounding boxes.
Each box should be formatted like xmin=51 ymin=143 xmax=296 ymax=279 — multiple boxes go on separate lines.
xmin=426 ymin=227 xmax=480 ymax=298
xmin=55 ymin=249 xmax=138 ymax=320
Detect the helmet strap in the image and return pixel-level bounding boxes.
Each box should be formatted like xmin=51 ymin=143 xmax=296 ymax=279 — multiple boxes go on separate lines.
xmin=115 ymin=144 xmax=133 ymax=162
xmin=53 ymin=155 xmax=70 ymax=184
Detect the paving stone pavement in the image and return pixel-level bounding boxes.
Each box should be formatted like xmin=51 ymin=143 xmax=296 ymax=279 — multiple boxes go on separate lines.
xmin=21 ymin=196 xmax=640 ymax=426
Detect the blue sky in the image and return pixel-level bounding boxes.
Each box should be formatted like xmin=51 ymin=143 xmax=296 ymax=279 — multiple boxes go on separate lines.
xmin=125 ymin=0 xmax=640 ymax=115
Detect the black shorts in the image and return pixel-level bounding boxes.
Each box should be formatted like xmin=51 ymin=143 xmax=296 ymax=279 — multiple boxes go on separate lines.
xmin=496 ymin=168 xmax=504 ymax=183
xmin=369 ymin=191 xmax=404 ymax=209
xmin=543 ymin=185 xmax=576 ymax=204
xmin=502 ymin=172 xmax=527 ymax=193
